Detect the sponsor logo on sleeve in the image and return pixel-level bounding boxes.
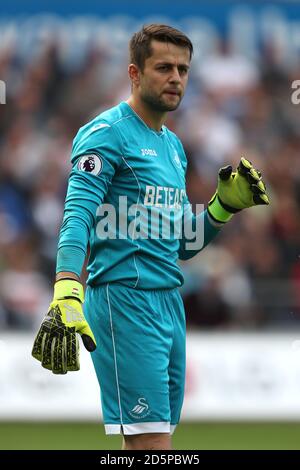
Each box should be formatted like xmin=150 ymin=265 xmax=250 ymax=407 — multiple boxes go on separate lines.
xmin=78 ymin=154 xmax=103 ymax=175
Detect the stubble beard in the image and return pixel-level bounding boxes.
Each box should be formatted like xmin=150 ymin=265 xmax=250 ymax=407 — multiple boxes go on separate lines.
xmin=141 ymin=89 xmax=182 ymax=112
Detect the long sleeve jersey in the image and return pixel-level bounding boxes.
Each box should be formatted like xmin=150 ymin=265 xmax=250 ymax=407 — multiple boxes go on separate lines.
xmin=56 ymin=101 xmax=220 ymax=289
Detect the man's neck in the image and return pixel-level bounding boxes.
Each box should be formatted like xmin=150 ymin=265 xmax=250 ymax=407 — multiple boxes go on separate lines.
xmin=126 ymin=96 xmax=167 ymax=132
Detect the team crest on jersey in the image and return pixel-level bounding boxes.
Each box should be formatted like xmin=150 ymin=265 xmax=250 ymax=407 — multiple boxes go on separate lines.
xmin=78 ymin=154 xmax=102 ymax=175
xmin=173 ymin=151 xmax=182 ymax=169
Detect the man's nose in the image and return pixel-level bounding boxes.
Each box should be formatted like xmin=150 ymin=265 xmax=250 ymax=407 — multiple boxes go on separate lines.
xmin=169 ymin=68 xmax=181 ymax=83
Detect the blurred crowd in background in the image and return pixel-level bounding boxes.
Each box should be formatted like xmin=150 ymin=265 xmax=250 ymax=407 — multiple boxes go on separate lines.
xmin=0 ymin=15 xmax=299 ymax=331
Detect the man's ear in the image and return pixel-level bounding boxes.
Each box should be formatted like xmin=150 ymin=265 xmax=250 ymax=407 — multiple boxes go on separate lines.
xmin=128 ymin=63 xmax=140 ymax=86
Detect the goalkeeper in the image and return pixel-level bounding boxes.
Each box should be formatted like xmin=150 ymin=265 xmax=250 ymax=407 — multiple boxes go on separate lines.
xmin=32 ymin=24 xmax=269 ymax=451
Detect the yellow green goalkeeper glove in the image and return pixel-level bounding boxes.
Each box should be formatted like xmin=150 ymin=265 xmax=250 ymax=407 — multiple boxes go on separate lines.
xmin=32 ymin=279 xmax=96 ymax=374
xmin=207 ymin=157 xmax=270 ymax=224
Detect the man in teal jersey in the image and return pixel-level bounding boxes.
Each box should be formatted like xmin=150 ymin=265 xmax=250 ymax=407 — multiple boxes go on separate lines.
xmin=32 ymin=24 xmax=269 ymax=450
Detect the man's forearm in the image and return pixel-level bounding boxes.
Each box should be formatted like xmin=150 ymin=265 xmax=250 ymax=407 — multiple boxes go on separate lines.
xmin=56 ymin=244 xmax=87 ymax=280
xmin=178 ymin=209 xmax=220 ymax=260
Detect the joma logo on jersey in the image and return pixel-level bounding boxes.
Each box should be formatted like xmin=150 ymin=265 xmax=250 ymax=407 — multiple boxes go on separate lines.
xmin=141 ymin=148 xmax=158 ymax=157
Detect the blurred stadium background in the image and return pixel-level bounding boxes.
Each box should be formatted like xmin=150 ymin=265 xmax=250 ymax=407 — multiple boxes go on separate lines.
xmin=1 ymin=0 xmax=300 ymax=450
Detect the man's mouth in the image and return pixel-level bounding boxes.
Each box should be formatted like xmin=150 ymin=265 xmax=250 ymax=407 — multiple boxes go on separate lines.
xmin=164 ymin=90 xmax=180 ymax=96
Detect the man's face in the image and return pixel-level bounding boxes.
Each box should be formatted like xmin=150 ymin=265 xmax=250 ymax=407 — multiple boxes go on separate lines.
xmin=137 ymin=40 xmax=191 ymax=112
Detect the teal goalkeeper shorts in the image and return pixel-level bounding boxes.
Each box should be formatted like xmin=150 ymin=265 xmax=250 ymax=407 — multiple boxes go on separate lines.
xmin=84 ymin=283 xmax=186 ymax=435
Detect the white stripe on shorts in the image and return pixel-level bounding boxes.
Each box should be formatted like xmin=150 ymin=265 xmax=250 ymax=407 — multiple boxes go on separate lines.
xmin=105 ymin=422 xmax=174 ymax=435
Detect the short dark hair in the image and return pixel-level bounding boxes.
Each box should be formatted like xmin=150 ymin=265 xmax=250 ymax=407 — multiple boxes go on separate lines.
xmin=129 ymin=24 xmax=193 ymax=71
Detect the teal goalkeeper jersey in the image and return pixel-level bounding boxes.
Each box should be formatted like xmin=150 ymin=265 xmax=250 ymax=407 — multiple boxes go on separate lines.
xmin=56 ymin=101 xmax=219 ymax=289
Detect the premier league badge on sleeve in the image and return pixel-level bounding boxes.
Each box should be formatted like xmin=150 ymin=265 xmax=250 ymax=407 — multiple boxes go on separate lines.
xmin=78 ymin=154 xmax=103 ymax=175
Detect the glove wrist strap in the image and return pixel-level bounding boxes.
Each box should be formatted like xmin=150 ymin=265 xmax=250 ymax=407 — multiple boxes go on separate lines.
xmin=217 ymin=195 xmax=242 ymax=214
xmin=54 ymin=279 xmax=84 ymax=303
xmin=208 ymin=193 xmax=234 ymax=224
